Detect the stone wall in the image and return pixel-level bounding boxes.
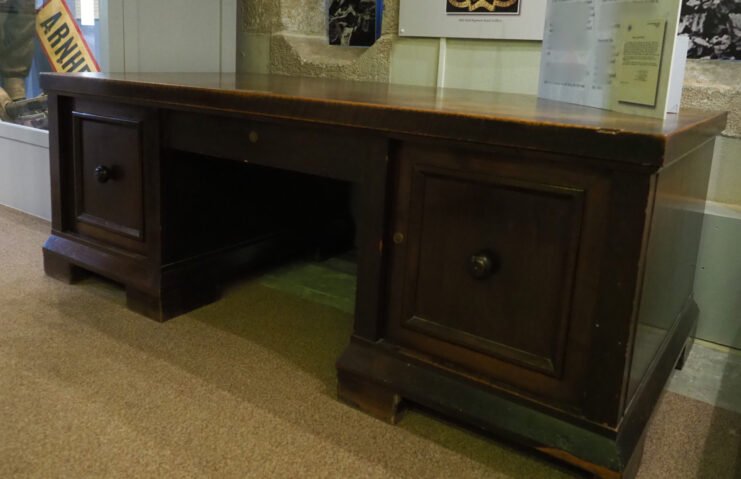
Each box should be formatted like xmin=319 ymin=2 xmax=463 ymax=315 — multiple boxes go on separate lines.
xmin=238 ymin=0 xmax=399 ymax=82
xmin=683 ymin=60 xmax=741 ymax=139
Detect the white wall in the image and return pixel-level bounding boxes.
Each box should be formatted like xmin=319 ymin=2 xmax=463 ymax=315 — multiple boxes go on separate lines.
xmin=0 ymin=124 xmax=51 ymax=220
xmin=694 ymin=136 xmax=741 ymax=350
xmin=107 ymin=0 xmax=237 ymax=73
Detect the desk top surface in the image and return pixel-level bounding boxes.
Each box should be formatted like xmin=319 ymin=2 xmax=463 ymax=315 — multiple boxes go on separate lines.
xmin=41 ymin=72 xmax=727 ymax=167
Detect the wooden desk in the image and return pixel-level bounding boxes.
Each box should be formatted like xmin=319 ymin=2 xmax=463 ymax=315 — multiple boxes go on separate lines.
xmin=40 ymin=72 xmax=726 ymax=478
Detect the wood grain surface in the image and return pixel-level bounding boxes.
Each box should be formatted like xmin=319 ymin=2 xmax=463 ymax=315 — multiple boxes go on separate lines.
xmin=40 ymin=72 xmax=727 ymax=168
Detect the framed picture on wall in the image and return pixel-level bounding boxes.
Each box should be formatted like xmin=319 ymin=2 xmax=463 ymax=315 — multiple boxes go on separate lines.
xmin=446 ymin=0 xmax=521 ymax=16
xmin=399 ymin=0 xmax=546 ymax=40
xmin=679 ymin=0 xmax=740 ymax=59
xmin=328 ymin=0 xmax=383 ymax=47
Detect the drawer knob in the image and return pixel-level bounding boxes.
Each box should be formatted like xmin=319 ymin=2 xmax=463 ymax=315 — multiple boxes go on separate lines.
xmin=469 ymin=250 xmax=498 ymax=280
xmin=94 ymin=165 xmax=111 ymax=183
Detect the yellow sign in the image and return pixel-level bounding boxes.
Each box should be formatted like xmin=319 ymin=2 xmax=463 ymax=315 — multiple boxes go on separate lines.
xmin=36 ymin=0 xmax=100 ymax=73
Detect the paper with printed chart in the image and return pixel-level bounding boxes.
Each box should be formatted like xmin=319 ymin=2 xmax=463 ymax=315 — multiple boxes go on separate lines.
xmin=538 ymin=0 xmax=685 ymax=118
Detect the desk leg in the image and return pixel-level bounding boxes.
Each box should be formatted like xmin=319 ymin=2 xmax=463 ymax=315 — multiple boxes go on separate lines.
xmin=338 ymin=142 xmax=398 ymax=420
xmin=43 ymin=248 xmax=89 ymax=284
xmin=125 ymin=282 xmax=220 ymax=323
xmin=337 ymin=369 xmax=402 ymax=424
xmin=352 ymin=141 xmax=389 ymax=341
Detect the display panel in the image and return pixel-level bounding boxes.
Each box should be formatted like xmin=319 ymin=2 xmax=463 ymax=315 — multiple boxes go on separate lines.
xmin=537 ymin=0 xmax=685 ymax=119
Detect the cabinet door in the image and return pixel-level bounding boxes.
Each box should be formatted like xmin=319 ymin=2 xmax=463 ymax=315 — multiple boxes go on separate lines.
xmin=69 ymin=99 xmax=157 ymax=255
xmin=386 ymin=143 xmax=611 ymax=409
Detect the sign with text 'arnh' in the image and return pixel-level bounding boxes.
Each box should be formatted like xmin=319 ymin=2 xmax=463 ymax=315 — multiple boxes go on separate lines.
xmin=36 ymin=0 xmax=100 ymax=73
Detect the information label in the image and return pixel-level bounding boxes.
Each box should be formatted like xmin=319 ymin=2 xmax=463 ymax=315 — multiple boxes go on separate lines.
xmin=616 ymin=20 xmax=666 ymax=107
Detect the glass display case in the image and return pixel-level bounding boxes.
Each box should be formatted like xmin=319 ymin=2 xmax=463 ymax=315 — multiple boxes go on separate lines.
xmin=0 ymin=0 xmax=104 ymax=129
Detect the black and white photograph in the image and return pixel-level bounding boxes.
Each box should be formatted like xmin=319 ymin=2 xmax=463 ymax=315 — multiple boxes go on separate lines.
xmin=679 ymin=0 xmax=741 ymax=59
xmin=446 ymin=0 xmax=521 ymax=15
xmin=328 ymin=0 xmax=377 ymax=46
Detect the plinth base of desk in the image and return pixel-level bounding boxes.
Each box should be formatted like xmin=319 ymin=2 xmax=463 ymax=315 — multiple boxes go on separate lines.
xmin=42 ymin=229 xmax=323 ymax=321
xmin=337 ymin=297 xmax=697 ymax=479
xmin=337 ymin=339 xmax=634 ymax=477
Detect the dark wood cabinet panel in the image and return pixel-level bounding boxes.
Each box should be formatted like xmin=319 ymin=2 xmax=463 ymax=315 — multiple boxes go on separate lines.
xmin=385 ymin=143 xmax=611 ymax=408
xmin=67 ymin=100 xmax=157 ymax=255
xmin=404 ymin=170 xmax=584 ymax=376
xmin=73 ymin=113 xmax=144 ymax=239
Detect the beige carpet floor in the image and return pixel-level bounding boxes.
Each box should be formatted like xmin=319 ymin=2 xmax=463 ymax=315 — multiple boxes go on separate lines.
xmin=1 ymin=205 xmax=739 ymax=478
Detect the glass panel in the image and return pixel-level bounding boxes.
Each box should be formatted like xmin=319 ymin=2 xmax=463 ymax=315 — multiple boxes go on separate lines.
xmin=0 ymin=0 xmax=106 ymax=129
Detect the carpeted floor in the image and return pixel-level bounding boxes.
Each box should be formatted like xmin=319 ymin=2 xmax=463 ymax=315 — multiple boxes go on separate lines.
xmin=1 ymin=205 xmax=739 ymax=478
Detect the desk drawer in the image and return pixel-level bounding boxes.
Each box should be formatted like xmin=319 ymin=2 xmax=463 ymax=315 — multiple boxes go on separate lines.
xmin=165 ymin=111 xmax=368 ymax=182
xmin=69 ymin=100 xmax=157 ymax=254
xmin=386 ymin=143 xmax=611 ymax=408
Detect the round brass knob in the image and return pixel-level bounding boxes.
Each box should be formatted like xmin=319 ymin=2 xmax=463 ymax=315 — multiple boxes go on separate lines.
xmin=393 ymin=232 xmax=405 ymax=244
xmin=248 ymin=131 xmax=259 ymax=144
xmin=469 ymin=250 xmax=498 ymax=280
xmin=94 ymin=165 xmax=111 ymax=183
